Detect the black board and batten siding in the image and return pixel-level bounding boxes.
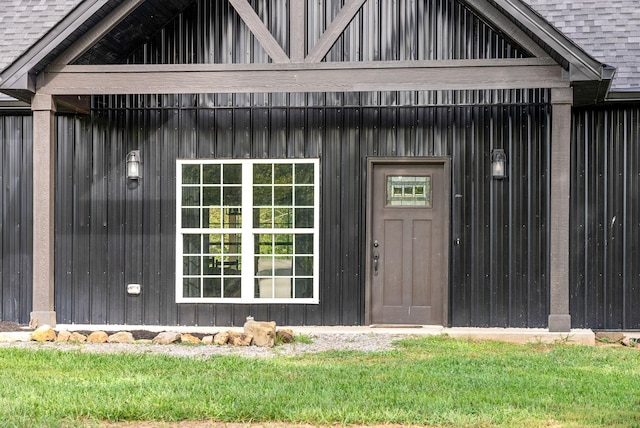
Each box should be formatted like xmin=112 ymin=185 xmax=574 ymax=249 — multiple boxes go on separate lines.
xmin=0 ymin=115 xmax=32 ymax=324
xmin=51 ymin=103 xmax=550 ymax=327
xmin=570 ymin=106 xmax=640 ymax=330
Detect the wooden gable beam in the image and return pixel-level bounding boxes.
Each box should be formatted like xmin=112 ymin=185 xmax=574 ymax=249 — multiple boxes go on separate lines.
xmin=305 ymin=0 xmax=368 ymax=63
xmin=290 ymin=0 xmax=306 ymax=62
xmin=228 ymin=0 xmax=290 ymax=63
xmin=52 ymin=0 xmax=146 ymax=66
xmin=38 ymin=58 xmax=568 ymax=95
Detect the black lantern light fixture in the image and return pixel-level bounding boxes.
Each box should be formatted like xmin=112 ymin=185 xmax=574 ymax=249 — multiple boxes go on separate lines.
xmin=491 ymin=148 xmax=507 ymax=179
xmin=126 ymin=150 xmax=141 ymax=180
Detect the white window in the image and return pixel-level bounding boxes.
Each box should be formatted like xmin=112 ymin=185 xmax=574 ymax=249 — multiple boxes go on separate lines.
xmin=176 ymin=159 xmax=319 ymax=303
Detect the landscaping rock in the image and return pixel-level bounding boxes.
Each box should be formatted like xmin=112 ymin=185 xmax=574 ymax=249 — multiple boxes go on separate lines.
xmin=108 ymin=332 xmax=135 ymax=344
xmin=228 ymin=331 xmax=253 ymax=346
xmin=201 ymin=335 xmax=214 ymax=345
xmin=595 ymin=331 xmax=624 ymax=343
xmin=277 ymin=329 xmax=295 ymax=344
xmin=244 ymin=320 xmax=276 ymax=347
xmin=31 ymin=325 xmax=56 ymax=342
xmin=56 ymin=330 xmax=71 ymax=342
xmin=181 ymin=333 xmax=201 ymax=344
xmin=87 ymin=331 xmax=109 ymax=343
xmin=152 ymin=331 xmax=181 ymax=345
xmin=69 ymin=332 xmax=87 ymax=343
xmin=213 ymin=332 xmax=229 ymax=345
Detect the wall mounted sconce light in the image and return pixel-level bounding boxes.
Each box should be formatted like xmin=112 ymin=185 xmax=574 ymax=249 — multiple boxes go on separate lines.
xmin=126 ymin=150 xmax=141 ymax=180
xmin=491 ymin=148 xmax=507 ymax=180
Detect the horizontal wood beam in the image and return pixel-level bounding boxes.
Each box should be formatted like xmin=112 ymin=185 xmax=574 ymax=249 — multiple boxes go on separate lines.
xmin=38 ymin=59 xmax=568 ymax=95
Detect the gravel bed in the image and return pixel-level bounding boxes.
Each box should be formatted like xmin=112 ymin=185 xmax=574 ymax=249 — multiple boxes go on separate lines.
xmin=0 ymin=332 xmax=408 ymax=358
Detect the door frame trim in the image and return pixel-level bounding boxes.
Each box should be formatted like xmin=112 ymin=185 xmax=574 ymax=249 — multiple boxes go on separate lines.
xmin=364 ymin=157 xmax=451 ymax=326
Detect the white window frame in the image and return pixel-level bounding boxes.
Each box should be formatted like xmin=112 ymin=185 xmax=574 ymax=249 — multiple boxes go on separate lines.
xmin=176 ymin=158 xmax=320 ymax=304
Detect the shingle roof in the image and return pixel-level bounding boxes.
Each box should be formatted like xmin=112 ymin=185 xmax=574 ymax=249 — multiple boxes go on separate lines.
xmin=526 ymin=0 xmax=640 ymax=91
xmin=0 ymin=0 xmax=82 ymax=72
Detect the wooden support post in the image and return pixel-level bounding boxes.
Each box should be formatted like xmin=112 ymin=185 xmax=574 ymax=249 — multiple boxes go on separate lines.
xmin=548 ymin=87 xmax=573 ymax=332
xmin=30 ymin=94 xmax=57 ymax=328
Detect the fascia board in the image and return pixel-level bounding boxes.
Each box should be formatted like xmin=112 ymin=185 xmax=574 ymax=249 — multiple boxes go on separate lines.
xmin=0 ymin=0 xmax=105 ymax=91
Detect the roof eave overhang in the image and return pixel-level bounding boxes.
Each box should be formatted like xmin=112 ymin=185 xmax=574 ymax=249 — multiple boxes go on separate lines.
xmin=492 ymin=0 xmax=615 ymax=105
xmin=0 ymin=0 xmax=106 ymax=95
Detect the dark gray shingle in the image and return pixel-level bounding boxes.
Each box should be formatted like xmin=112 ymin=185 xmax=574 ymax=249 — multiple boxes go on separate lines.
xmin=0 ymin=0 xmax=81 ymax=72
xmin=526 ymin=0 xmax=640 ymax=90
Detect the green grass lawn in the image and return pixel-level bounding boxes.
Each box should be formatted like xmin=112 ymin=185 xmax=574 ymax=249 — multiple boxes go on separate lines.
xmin=1 ymin=336 xmax=639 ymax=427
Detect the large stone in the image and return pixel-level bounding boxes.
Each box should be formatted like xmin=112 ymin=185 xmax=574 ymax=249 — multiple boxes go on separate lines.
xmin=276 ymin=329 xmax=295 ymax=344
xmin=244 ymin=320 xmax=276 ymax=347
xmin=201 ymin=335 xmax=214 ymax=345
xmin=56 ymin=330 xmax=71 ymax=342
xmin=181 ymin=333 xmax=201 ymax=344
xmin=31 ymin=325 xmax=56 ymax=342
xmin=213 ymin=332 xmax=229 ymax=345
xmin=228 ymin=331 xmax=253 ymax=346
xmin=69 ymin=332 xmax=87 ymax=343
xmin=87 ymin=331 xmax=109 ymax=343
xmin=108 ymin=332 xmax=135 ymax=344
xmin=595 ymin=331 xmax=625 ymax=343
xmin=152 ymin=331 xmax=181 ymax=345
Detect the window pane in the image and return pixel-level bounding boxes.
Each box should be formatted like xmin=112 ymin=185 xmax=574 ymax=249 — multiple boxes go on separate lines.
xmin=182 ymin=165 xmax=200 ymax=184
xmin=274 ymin=164 xmax=293 ymax=184
xmin=183 ymin=234 xmax=201 ymax=254
xmin=203 ymin=164 xmax=220 ymax=184
xmin=182 ymin=208 xmax=200 ymax=228
xmin=294 ymin=208 xmax=314 ymax=228
xmin=274 ymin=186 xmax=292 ymax=206
xmin=253 ymin=186 xmax=272 ymax=206
xmin=274 ymin=257 xmax=292 ymax=276
xmin=223 ymin=164 xmax=242 ymax=184
xmin=223 ymin=208 xmax=242 ymax=228
xmin=253 ymin=164 xmax=272 ymax=184
xmin=386 ymin=176 xmax=431 ymax=206
xmin=295 ymin=163 xmax=314 ymax=184
xmin=183 ymin=278 xmax=201 ymax=298
xmin=223 ymin=257 xmax=241 ymax=274
xmin=255 ymin=234 xmax=272 ymax=255
xmin=183 ymin=256 xmax=201 ymax=275
xmin=202 ymin=256 xmax=218 ymax=275
xmin=203 ymin=187 xmax=220 ymax=206
xmin=274 ymin=207 xmax=293 ymax=228
xmin=256 ymin=256 xmax=272 ymax=275
xmin=202 ymin=208 xmax=222 ymax=228
xmin=294 ymin=186 xmax=314 ymax=206
xmin=294 ymin=278 xmax=313 ymax=298
xmin=204 ymin=234 xmax=222 ymax=254
xmin=223 ymin=234 xmax=241 ymax=254
xmin=274 ymin=234 xmax=293 ymax=254
xmin=295 ymin=234 xmax=313 ymax=254
xmin=253 ymin=208 xmax=272 ymax=228
xmin=223 ymin=278 xmax=241 ymax=297
xmin=203 ymin=278 xmax=221 ymax=297
xmin=223 ymin=187 xmax=241 ymax=205
xmin=182 ymin=187 xmax=200 ymax=206
xmin=295 ymin=256 xmax=314 ymax=276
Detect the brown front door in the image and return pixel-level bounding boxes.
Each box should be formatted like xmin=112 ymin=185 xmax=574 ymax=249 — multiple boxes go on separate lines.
xmin=368 ymin=160 xmax=449 ymax=325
